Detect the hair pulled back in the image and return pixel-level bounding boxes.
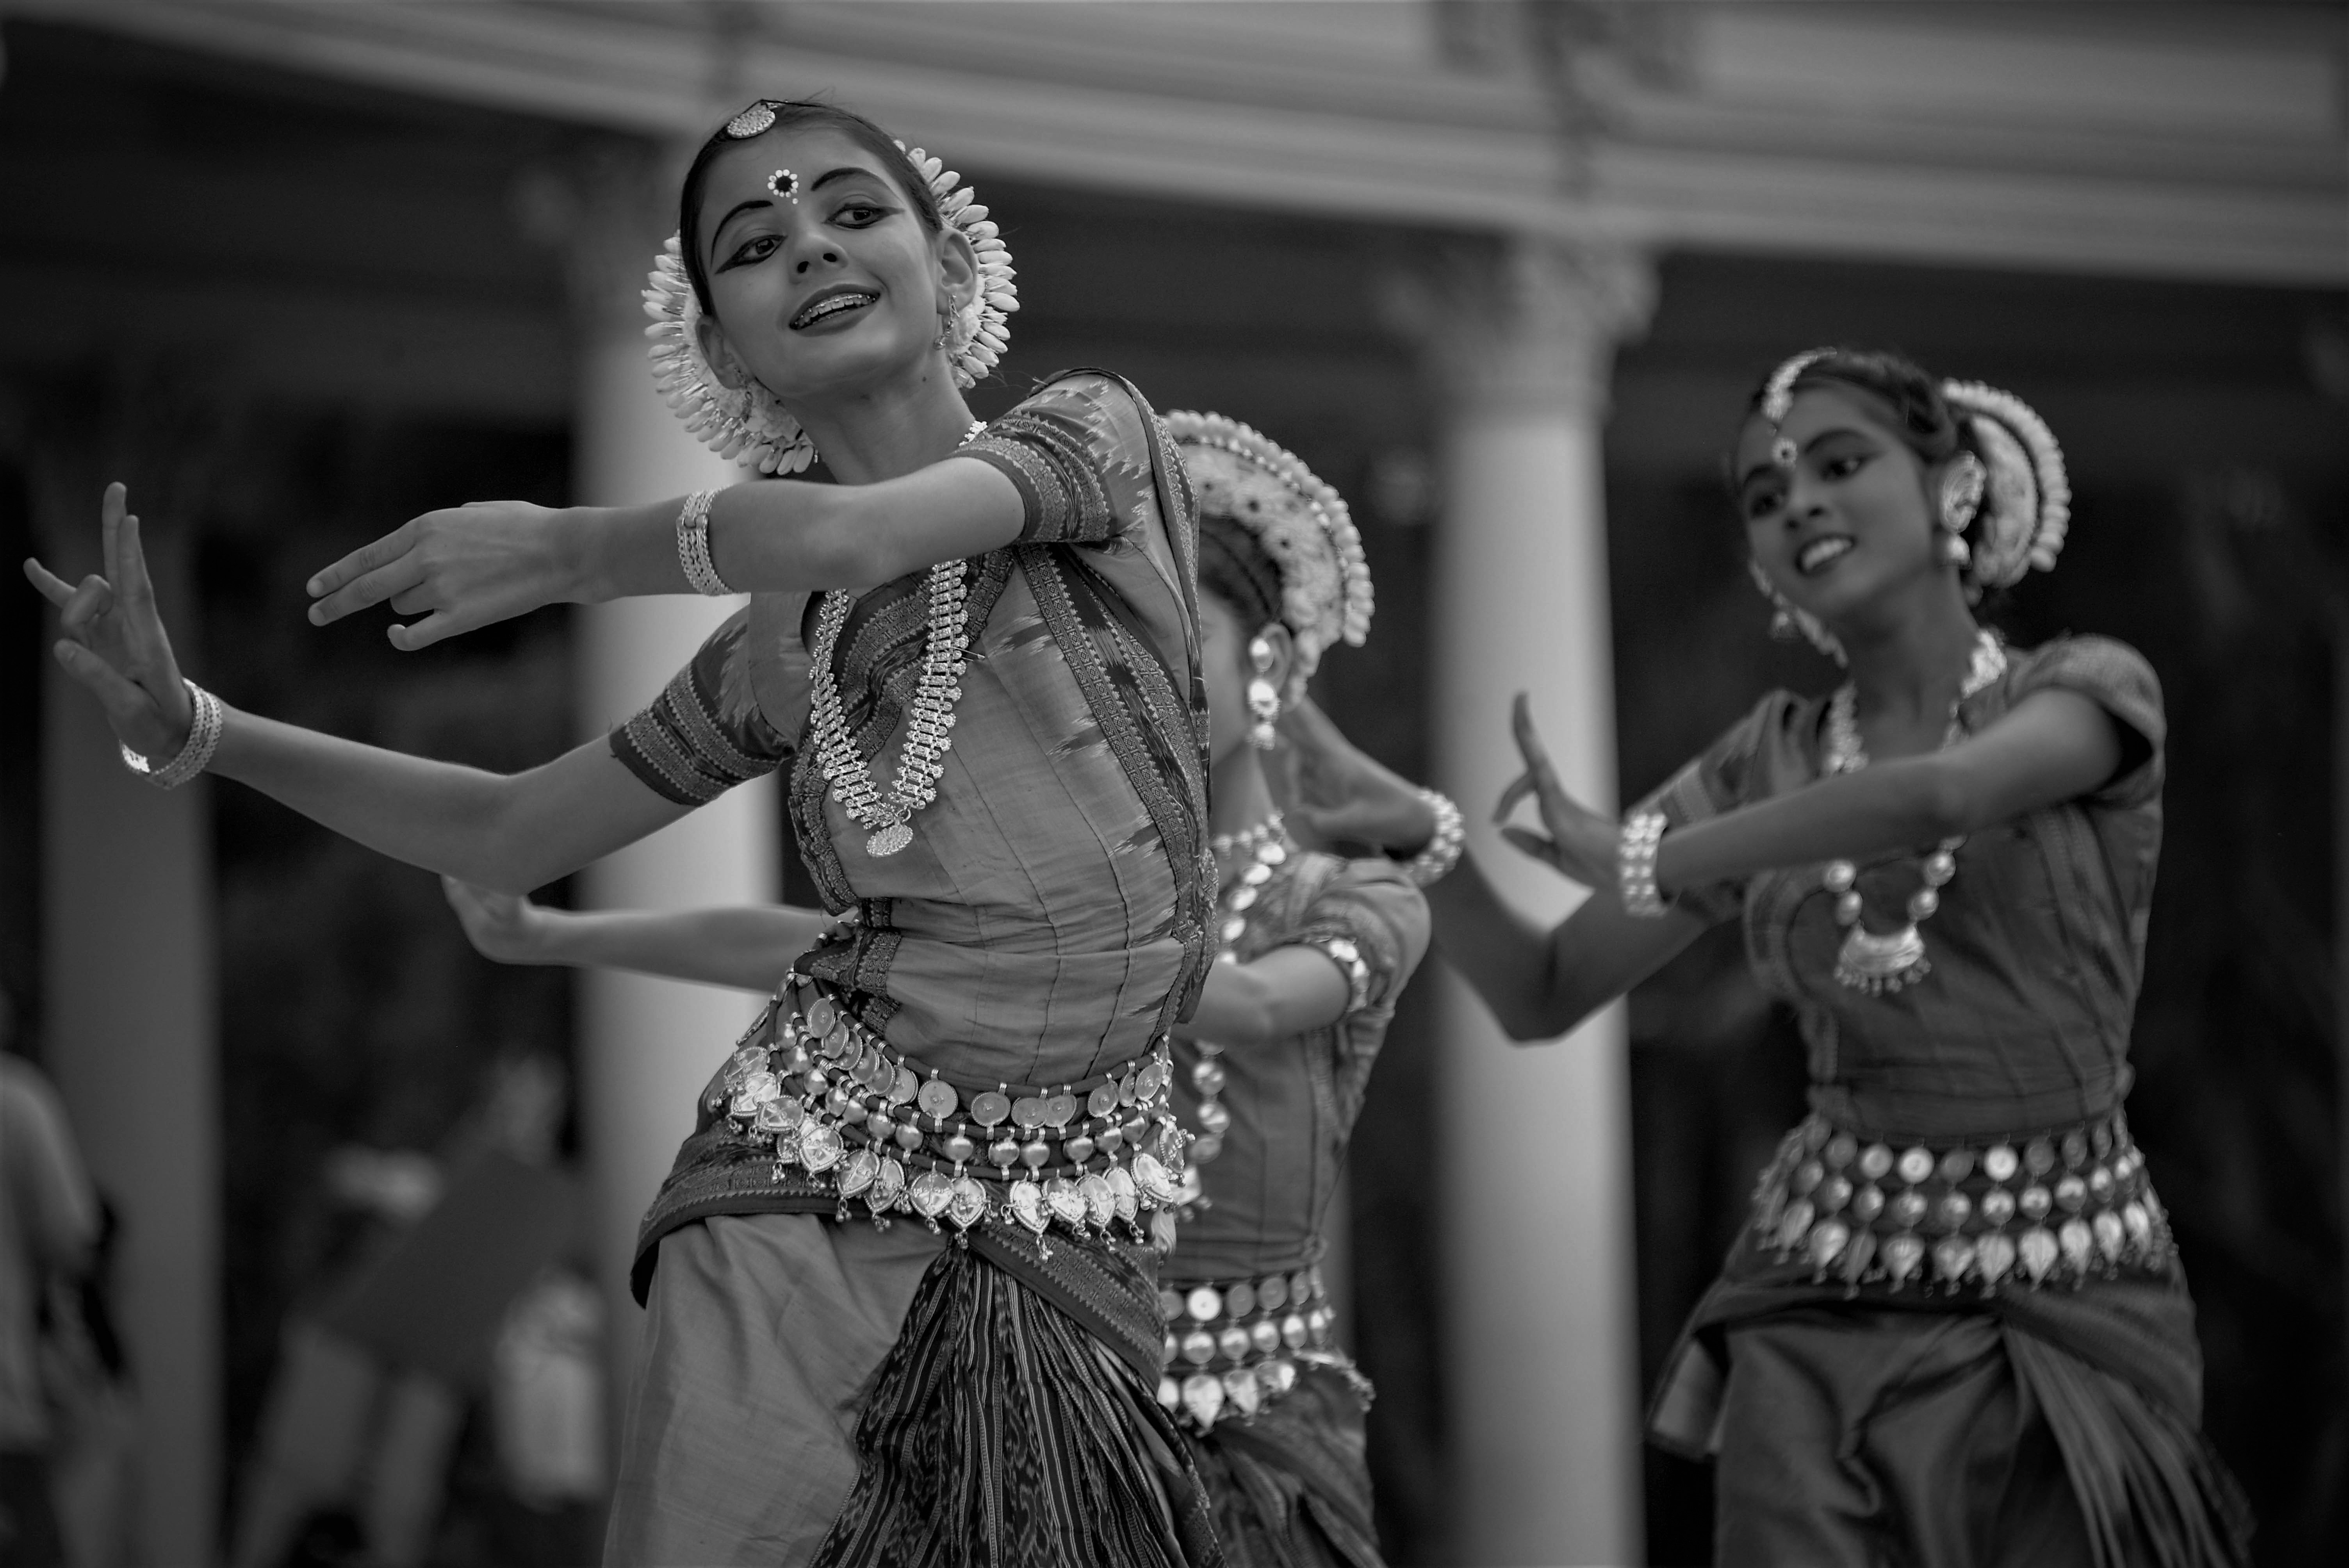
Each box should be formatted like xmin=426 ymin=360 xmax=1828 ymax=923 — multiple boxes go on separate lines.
xmin=1197 ymin=517 xmax=1286 ymax=637
xmin=1743 ymin=346 xmax=1971 ymax=470
xmin=677 ymin=100 xmax=943 ymax=315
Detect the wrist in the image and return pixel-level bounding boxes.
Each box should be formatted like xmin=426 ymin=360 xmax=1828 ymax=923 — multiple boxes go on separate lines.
xmin=560 ymin=506 xmax=615 ymax=605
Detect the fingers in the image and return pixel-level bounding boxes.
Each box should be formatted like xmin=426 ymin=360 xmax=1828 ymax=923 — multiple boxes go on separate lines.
xmin=56 ymin=575 xmax=116 ymax=642
xmin=308 ymin=553 xmax=428 ymax=627
xmin=100 ymin=483 xmax=126 ymax=586
xmin=23 ymin=558 xmax=80 ymax=608
xmin=1498 ymin=825 xmax=1566 ymax=873
xmin=387 ymin=610 xmax=465 ymax=652
xmin=1494 ymin=769 xmax=1535 ymax=824
xmin=52 ymin=640 xmax=154 ymax=730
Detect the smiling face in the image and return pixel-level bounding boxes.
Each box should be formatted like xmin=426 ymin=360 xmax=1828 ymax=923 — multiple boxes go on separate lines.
xmin=1735 ymin=384 xmax=1949 ymax=626
xmin=690 ymin=128 xmax=976 ymax=406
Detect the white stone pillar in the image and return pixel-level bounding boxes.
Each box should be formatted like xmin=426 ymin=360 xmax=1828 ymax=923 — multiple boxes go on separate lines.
xmin=37 ymin=505 xmax=219 ymax=1567
xmin=1392 ymin=237 xmax=1653 ymax=1568
xmin=553 ymin=151 xmax=778 ymax=1416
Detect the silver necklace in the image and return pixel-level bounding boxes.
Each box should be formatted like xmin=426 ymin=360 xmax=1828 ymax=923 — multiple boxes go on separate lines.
xmin=807 ymin=420 xmax=986 ymax=858
xmin=1820 ymin=630 xmax=2006 ymax=994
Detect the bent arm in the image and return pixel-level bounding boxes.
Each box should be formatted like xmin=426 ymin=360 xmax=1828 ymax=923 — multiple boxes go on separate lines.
xmin=1428 ymin=852 xmax=1708 ymax=1041
xmin=453 ymin=891 xmax=825 ymax=991
xmin=1655 ymin=688 xmax=2123 ymax=898
xmin=213 ymin=710 xmax=687 ymax=893
xmin=1180 ymin=947 xmax=1355 ymax=1047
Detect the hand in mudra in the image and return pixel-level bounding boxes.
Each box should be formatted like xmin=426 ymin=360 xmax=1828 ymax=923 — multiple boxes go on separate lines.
xmin=1494 ymin=692 xmax=1618 ymax=889
xmin=306 ymin=498 xmax=574 ymax=650
xmin=1277 ymin=696 xmax=1436 ymax=853
xmin=23 ymin=483 xmax=196 ymax=761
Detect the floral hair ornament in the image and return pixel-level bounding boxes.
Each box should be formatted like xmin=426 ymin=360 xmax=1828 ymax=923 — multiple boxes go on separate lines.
xmin=1760 ymin=346 xmax=1836 ymax=469
xmin=1940 ymin=380 xmax=2070 ymax=594
xmin=1166 ymin=410 xmax=1374 ymax=700
xmin=643 ymin=122 xmax=1020 ymax=474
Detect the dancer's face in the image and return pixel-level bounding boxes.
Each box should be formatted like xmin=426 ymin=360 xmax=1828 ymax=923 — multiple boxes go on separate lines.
xmin=1734 ymin=386 xmax=1943 ymax=627
xmin=692 ymin=129 xmax=975 ymax=406
xmin=1198 ymin=589 xmax=1292 ymax=767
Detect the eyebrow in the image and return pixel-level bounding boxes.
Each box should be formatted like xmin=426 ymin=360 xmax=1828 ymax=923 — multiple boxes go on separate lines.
xmin=810 ymin=164 xmax=882 ymax=192
xmin=1735 ymin=427 xmax=1871 ymax=491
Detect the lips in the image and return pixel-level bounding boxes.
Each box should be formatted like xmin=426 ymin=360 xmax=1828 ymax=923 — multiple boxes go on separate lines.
xmin=1796 ymin=536 xmax=1854 ymax=576
xmin=790 ymin=288 xmax=880 ymax=330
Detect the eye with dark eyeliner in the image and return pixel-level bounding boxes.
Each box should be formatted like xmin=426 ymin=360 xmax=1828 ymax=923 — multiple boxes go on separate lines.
xmin=830 ymin=200 xmax=894 ymax=227
xmin=718 ymin=233 xmax=781 ymax=271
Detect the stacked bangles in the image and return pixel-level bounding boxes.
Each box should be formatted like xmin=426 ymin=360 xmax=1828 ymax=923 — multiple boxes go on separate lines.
xmin=1618 ymin=809 xmax=1669 ymax=918
xmin=119 ymin=679 xmax=224 ymax=790
xmin=1402 ymin=789 xmax=1464 ymax=886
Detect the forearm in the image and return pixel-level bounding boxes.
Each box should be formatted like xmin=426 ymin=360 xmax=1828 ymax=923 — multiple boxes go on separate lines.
xmin=1423 ymin=852 xmax=1583 ymax=1039
xmin=209 ymin=710 xmax=678 ymax=892
xmin=529 ymin=905 xmax=826 ymax=991
xmin=575 ymin=460 xmax=1023 ymax=602
xmin=1655 ymin=759 xmax=1952 ymax=896
xmin=1181 ymin=946 xmax=1352 ymax=1046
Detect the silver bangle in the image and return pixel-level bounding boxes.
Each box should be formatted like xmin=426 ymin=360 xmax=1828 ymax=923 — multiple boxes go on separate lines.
xmin=1618 ymin=809 xmax=1669 ymax=918
xmin=677 ymin=488 xmax=731 ymax=596
xmin=1403 ymin=789 xmax=1465 ymax=887
xmin=120 ymin=679 xmax=223 ymax=790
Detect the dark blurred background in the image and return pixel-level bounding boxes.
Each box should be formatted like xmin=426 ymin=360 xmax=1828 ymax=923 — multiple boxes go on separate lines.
xmin=3 ymin=4 xmax=2343 ymax=1564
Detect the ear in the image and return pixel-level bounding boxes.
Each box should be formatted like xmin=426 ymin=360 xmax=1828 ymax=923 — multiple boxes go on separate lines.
xmin=1252 ymin=621 xmax=1298 ymax=695
xmin=934 ymin=227 xmax=980 ymax=315
xmin=693 ymin=312 xmax=754 ymax=392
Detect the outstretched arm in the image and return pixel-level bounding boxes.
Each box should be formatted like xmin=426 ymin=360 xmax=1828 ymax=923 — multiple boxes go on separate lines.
xmin=1179 ymin=947 xmax=1355 ymax=1048
xmin=442 ymin=881 xmax=827 ymax=991
xmin=303 ymin=458 xmax=1025 ymax=650
xmin=27 ymin=485 xmax=693 ymax=892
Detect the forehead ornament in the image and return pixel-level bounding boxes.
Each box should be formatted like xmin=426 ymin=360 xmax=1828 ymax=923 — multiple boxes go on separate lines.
xmin=766 ymin=168 xmax=799 ymax=204
xmin=724 ymin=102 xmax=778 ymax=139
xmin=1166 ymin=409 xmax=1373 ymax=703
xmin=1761 ymin=346 xmax=1836 ymax=468
xmin=643 ymin=113 xmax=1020 ymax=474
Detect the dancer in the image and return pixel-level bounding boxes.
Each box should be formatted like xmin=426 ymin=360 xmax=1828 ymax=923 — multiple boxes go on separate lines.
xmin=29 ymin=100 xmax=1219 ymax=1566
xmin=444 ymin=412 xmax=1436 ymax=1568
xmin=1280 ymin=348 xmax=2249 ymax=1566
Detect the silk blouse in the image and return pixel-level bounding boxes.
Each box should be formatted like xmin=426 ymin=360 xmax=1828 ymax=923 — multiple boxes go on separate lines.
xmin=1647 ymin=635 xmax=2165 ymax=1144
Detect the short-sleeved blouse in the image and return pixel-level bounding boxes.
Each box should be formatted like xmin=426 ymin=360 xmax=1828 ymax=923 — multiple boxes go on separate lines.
xmin=1165 ymin=853 xmax=1429 ymax=1284
xmin=1643 ymin=635 xmax=2165 ymax=1143
xmin=610 ymin=371 xmax=1211 ymax=1089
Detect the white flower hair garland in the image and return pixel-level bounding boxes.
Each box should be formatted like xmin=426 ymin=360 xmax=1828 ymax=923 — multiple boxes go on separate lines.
xmin=1166 ymin=410 xmax=1374 ymax=698
xmin=1940 ymin=379 xmax=2070 ymax=592
xmin=642 ymin=141 xmax=1019 ymax=474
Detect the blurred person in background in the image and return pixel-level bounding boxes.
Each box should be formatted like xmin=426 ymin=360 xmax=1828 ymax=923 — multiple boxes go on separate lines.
xmin=28 ymin=97 xmax=1220 ymax=1566
xmin=0 ymin=991 xmax=99 ymax=1568
xmin=444 ymin=411 xmax=1435 ymax=1568
xmin=1280 ymin=348 xmax=2250 ymax=1567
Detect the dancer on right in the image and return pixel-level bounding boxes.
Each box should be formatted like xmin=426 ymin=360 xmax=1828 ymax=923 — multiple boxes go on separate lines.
xmin=1281 ymin=347 xmax=2250 ymax=1566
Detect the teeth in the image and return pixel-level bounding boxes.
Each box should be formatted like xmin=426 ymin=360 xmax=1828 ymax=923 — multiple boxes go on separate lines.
xmin=1799 ymin=538 xmax=1853 ymax=573
xmin=794 ymin=293 xmax=876 ymax=328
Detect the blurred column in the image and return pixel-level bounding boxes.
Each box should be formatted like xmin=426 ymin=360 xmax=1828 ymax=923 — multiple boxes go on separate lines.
xmin=1389 ymin=236 xmax=1653 ymax=1568
xmin=38 ymin=502 xmax=219 ymax=1566
xmin=540 ymin=144 xmax=778 ymax=1424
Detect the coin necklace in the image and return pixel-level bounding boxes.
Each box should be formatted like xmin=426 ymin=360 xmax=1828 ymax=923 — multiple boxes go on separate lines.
xmin=1820 ymin=629 xmax=2006 ymax=994
xmin=1175 ymin=814 xmax=1292 ymax=1209
xmin=807 ymin=420 xmax=987 ymax=858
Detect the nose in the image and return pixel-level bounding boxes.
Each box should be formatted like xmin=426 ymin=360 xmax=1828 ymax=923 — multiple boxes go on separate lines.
xmin=790 ymin=233 xmax=845 ymax=274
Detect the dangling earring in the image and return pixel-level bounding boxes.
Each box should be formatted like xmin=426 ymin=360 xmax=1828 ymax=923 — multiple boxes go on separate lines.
xmin=1940 ymin=529 xmax=1972 ymax=567
xmin=1747 ymin=558 xmax=1847 ymax=666
xmin=1246 ymin=635 xmax=1280 ymax=750
xmin=933 ymin=292 xmax=959 ymax=352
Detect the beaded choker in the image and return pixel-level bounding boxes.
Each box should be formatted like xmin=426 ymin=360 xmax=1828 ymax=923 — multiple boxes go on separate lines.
xmin=1819 ymin=630 xmax=2005 ymax=993
xmin=806 ymin=421 xmax=986 ymax=858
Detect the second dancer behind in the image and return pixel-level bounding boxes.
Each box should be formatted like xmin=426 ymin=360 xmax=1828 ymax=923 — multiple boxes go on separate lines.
xmin=33 ymin=99 xmax=1219 ymax=1566
xmin=446 ymin=412 xmax=1436 ymax=1568
xmin=1278 ymin=348 xmax=2248 ymax=1567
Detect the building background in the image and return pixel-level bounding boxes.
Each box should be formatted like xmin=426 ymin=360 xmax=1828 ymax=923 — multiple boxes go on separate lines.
xmin=2 ymin=3 xmax=2344 ymax=1564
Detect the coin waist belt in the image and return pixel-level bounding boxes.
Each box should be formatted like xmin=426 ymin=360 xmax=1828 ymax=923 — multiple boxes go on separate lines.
xmin=715 ymin=978 xmax=1191 ymax=1249
xmin=1153 ymin=1266 xmax=1342 ymax=1432
xmin=1752 ymin=1110 xmax=2176 ymax=1294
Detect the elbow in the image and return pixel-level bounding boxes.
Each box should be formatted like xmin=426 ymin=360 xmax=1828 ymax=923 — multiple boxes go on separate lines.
xmin=805 ymin=495 xmax=893 ymax=590
xmin=1911 ymin=764 xmax=1980 ymax=840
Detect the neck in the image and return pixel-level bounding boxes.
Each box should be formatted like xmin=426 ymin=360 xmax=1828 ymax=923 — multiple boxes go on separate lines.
xmin=1209 ymin=745 xmax=1278 ymax=846
xmin=1835 ymin=576 xmax=1983 ymax=722
xmin=786 ymin=357 xmax=975 ymax=485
